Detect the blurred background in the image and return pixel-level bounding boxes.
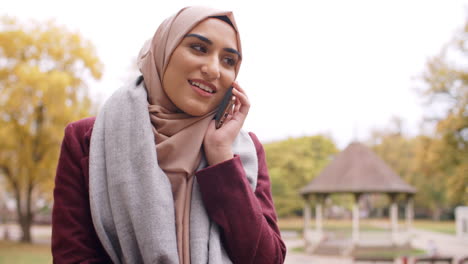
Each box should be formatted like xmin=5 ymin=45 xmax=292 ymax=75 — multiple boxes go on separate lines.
xmin=0 ymin=0 xmax=467 ymax=263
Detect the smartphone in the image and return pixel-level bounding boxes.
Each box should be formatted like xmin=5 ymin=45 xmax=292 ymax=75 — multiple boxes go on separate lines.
xmin=214 ymin=86 xmax=236 ymax=129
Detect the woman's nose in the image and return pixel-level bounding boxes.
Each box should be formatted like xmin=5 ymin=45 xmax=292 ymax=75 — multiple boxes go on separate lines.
xmin=201 ymin=58 xmax=220 ymax=81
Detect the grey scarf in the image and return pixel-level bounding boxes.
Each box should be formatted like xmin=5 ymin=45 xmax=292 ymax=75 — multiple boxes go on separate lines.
xmin=89 ymin=80 xmax=258 ymax=264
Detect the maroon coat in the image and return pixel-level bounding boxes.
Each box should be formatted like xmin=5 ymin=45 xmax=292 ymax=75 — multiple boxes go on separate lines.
xmin=52 ymin=117 xmax=286 ymax=264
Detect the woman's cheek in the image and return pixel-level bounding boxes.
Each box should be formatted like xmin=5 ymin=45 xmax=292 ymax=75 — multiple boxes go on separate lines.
xmin=222 ymin=68 xmax=236 ymax=83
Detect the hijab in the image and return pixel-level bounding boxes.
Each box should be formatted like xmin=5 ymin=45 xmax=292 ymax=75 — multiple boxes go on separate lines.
xmin=137 ymin=6 xmax=242 ymax=264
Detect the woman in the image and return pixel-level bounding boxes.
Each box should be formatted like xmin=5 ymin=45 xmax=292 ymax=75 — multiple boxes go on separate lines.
xmin=52 ymin=6 xmax=286 ymax=264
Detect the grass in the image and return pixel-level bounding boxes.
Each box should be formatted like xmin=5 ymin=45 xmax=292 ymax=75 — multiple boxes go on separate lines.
xmin=278 ymin=217 xmax=456 ymax=235
xmin=353 ymin=246 xmax=426 ymax=259
xmin=289 ymin=245 xmax=426 ymax=258
xmin=291 ymin=246 xmax=305 ymax=253
xmin=278 ymin=217 xmax=387 ymax=233
xmin=412 ymin=220 xmax=455 ymax=235
xmin=0 ymin=241 xmax=52 ymax=264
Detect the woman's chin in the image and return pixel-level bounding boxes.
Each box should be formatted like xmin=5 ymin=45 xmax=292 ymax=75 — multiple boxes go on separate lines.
xmin=181 ymin=106 xmax=213 ymax=117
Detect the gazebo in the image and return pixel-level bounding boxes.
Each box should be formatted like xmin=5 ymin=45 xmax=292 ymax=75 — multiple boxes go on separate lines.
xmin=300 ymin=142 xmax=416 ymax=252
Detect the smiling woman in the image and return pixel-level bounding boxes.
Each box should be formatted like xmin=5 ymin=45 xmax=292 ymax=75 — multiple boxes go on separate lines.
xmin=163 ymin=18 xmax=239 ymax=116
xmin=51 ymin=6 xmax=286 ymax=264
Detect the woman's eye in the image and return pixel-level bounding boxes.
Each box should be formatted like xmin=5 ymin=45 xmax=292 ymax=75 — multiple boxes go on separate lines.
xmin=190 ymin=44 xmax=207 ymax=53
xmin=223 ymin=57 xmax=236 ymax=66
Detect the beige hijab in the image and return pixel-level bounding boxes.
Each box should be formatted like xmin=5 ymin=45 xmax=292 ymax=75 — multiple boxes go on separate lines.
xmin=137 ymin=6 xmax=242 ymax=264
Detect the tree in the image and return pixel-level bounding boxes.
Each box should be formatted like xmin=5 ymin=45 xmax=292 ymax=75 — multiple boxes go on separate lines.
xmin=411 ymin=135 xmax=452 ymax=219
xmin=370 ymin=132 xmax=447 ymax=219
xmin=264 ymin=135 xmax=339 ymax=217
xmin=367 ymin=118 xmax=455 ymax=220
xmin=420 ymin=15 xmax=468 ymax=206
xmin=0 ymin=16 xmax=102 ymax=242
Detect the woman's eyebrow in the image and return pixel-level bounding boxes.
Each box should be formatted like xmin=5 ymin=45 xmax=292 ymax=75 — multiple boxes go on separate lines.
xmin=184 ymin=33 xmax=212 ymax=44
xmin=185 ymin=33 xmax=242 ymax=59
xmin=224 ymin=48 xmax=242 ymax=60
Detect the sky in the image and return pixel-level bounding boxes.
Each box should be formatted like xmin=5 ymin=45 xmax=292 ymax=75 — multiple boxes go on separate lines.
xmin=2 ymin=0 xmax=467 ymax=148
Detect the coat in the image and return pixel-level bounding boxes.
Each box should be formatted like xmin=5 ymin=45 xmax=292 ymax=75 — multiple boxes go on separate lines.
xmin=52 ymin=117 xmax=286 ymax=264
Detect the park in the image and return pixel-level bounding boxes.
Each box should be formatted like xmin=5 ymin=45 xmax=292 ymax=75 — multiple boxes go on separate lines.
xmin=1 ymin=1 xmax=467 ymax=263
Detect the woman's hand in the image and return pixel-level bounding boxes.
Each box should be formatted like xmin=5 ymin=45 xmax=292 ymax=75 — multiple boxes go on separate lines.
xmin=203 ymin=82 xmax=250 ymax=166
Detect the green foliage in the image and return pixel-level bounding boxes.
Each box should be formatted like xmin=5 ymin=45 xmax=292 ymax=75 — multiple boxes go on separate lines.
xmin=0 ymin=16 xmax=102 ymax=242
xmin=264 ymin=135 xmax=338 ymax=217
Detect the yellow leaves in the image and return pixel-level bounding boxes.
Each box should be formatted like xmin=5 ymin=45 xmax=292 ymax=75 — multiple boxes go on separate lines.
xmin=48 ymin=44 xmax=65 ymax=60
xmin=0 ymin=16 xmax=16 ymax=26
xmin=13 ymin=64 xmax=42 ymax=86
xmin=87 ymin=56 xmax=104 ymax=79
xmin=447 ymin=163 xmax=468 ymax=204
xmin=70 ymin=32 xmax=81 ymax=45
xmin=69 ymin=42 xmax=104 ymax=79
xmin=418 ymin=15 xmax=468 ymax=208
xmin=0 ymin=17 xmax=103 ymax=81
xmin=0 ymin=15 xmax=103 ymax=206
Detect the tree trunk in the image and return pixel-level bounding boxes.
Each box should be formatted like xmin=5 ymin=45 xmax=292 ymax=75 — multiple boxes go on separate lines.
xmin=14 ymin=184 xmax=34 ymax=243
xmin=377 ymin=207 xmax=384 ymax=218
xmin=432 ymin=207 xmax=442 ymax=221
xmin=21 ymin=182 xmax=34 ymax=243
xmin=20 ymin=215 xmax=32 ymax=243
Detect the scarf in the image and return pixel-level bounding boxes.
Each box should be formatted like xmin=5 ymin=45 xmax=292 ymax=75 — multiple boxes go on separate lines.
xmin=137 ymin=6 xmax=242 ymax=264
xmin=89 ymin=79 xmax=258 ymax=263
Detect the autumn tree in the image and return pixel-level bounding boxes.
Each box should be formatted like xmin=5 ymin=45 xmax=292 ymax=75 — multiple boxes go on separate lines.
xmin=420 ymin=15 xmax=468 ymax=206
xmin=367 ymin=17 xmax=468 ymax=219
xmin=0 ymin=17 xmax=102 ymax=242
xmin=368 ymin=121 xmax=451 ymax=220
xmin=264 ymin=135 xmax=338 ymax=217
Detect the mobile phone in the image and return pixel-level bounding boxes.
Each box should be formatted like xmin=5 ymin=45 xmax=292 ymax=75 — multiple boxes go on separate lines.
xmin=214 ymin=86 xmax=236 ymax=129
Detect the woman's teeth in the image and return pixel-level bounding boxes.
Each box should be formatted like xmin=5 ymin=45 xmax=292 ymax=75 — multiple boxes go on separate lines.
xmin=189 ymin=81 xmax=214 ymax=93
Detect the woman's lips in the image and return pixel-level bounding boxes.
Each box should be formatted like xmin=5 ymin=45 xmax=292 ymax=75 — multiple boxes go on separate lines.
xmin=188 ymin=79 xmax=217 ymax=97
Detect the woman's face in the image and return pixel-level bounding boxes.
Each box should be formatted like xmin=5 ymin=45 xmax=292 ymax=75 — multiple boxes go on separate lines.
xmin=162 ymin=18 xmax=240 ymax=116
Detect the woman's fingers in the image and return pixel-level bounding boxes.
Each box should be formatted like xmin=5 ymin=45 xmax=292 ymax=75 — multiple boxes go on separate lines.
xmin=232 ymin=81 xmax=247 ymax=96
xmin=234 ymin=92 xmax=250 ymax=118
xmin=234 ymin=96 xmax=241 ymax=113
xmin=232 ymin=82 xmax=249 ymax=110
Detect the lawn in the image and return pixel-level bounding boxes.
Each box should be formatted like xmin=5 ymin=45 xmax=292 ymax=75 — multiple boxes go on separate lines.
xmin=278 ymin=217 xmax=387 ymax=233
xmin=278 ymin=217 xmax=456 ymax=235
xmin=412 ymin=220 xmax=455 ymax=235
xmin=0 ymin=241 xmax=52 ymax=264
xmin=353 ymin=246 xmax=426 ymax=259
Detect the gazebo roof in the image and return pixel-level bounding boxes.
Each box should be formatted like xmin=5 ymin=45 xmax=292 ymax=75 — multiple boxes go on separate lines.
xmin=300 ymin=142 xmax=416 ymax=195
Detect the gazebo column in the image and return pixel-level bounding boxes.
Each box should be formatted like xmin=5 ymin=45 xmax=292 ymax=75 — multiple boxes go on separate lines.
xmin=405 ymin=194 xmax=414 ymax=232
xmin=352 ymin=193 xmax=362 ymax=244
xmin=389 ymin=193 xmax=398 ymax=245
xmin=303 ymin=195 xmax=311 ymax=240
xmin=315 ymin=194 xmax=325 ymax=238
